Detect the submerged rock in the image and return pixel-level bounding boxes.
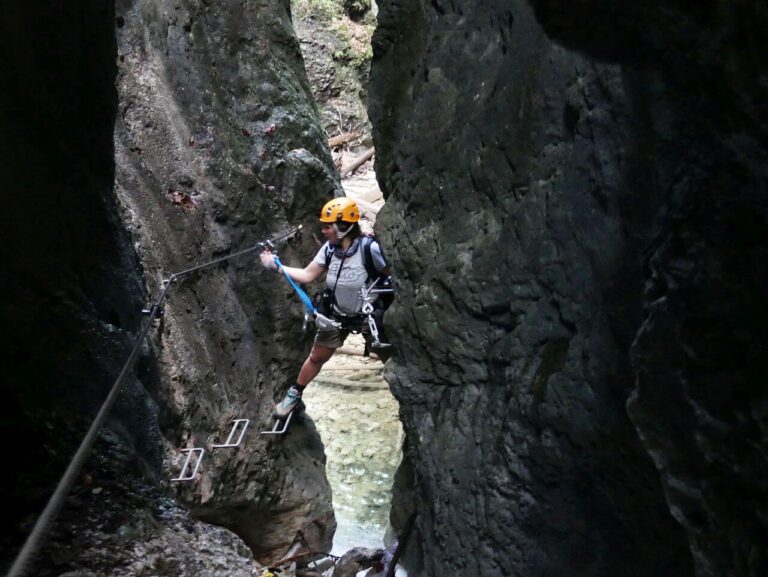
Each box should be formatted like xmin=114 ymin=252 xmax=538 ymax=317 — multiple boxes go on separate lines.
xmin=332 ymin=546 xmax=383 ymax=577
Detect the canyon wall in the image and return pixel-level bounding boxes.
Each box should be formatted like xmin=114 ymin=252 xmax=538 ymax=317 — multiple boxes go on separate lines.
xmin=370 ymin=0 xmax=766 ymax=575
xmin=4 ymin=0 xmax=766 ymax=574
xmin=1 ymin=0 xmax=341 ymax=570
xmin=113 ymin=0 xmax=339 ymax=561
xmin=0 ymin=1 xmax=158 ymax=566
xmin=531 ymin=1 xmax=768 ymax=574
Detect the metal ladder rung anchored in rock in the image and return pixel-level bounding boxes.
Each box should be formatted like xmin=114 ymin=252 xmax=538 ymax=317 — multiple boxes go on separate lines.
xmin=261 ymin=410 xmax=295 ymax=435
xmin=7 ymin=230 xmax=305 ymax=577
xmin=212 ymin=418 xmax=250 ymax=448
xmin=171 ymin=418 xmax=250 ymax=481
xmin=171 ymin=448 xmax=205 ymax=482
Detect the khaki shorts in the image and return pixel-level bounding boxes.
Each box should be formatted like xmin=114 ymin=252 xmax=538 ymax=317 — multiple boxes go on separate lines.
xmin=314 ymin=325 xmax=351 ymax=349
xmin=314 ymin=314 xmax=370 ymax=349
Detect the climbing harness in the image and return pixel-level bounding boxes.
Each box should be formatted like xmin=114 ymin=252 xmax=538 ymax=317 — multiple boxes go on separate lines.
xmin=7 ymin=227 xmax=302 ymax=577
xmin=320 ymin=235 xmax=394 ymax=355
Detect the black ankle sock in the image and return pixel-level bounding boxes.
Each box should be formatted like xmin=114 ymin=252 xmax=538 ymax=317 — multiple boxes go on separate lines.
xmin=294 ymin=383 xmax=306 ymax=392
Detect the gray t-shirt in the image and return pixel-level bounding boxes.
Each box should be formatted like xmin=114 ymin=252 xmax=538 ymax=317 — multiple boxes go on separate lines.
xmin=312 ymin=237 xmax=387 ymax=316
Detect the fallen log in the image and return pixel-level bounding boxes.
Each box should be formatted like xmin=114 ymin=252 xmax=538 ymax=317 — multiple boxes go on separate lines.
xmin=314 ymin=375 xmax=388 ymax=390
xmin=320 ymin=366 xmax=383 ymax=372
xmin=340 ymin=147 xmax=375 ymax=177
xmin=306 ymin=557 xmax=337 ymax=574
xmin=328 ymin=131 xmax=361 ymax=148
xmin=347 ymin=195 xmax=382 ymax=217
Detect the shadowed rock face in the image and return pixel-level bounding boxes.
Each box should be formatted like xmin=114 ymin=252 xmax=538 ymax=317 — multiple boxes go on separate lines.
xmin=1 ymin=0 xmax=339 ymax=568
xmin=0 ymin=0 xmax=159 ymax=564
xmin=532 ymin=1 xmax=768 ymax=575
xmin=370 ymin=0 xmax=766 ymax=575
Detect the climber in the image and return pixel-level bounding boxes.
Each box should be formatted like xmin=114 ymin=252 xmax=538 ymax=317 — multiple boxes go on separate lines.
xmin=260 ymin=197 xmax=392 ymax=419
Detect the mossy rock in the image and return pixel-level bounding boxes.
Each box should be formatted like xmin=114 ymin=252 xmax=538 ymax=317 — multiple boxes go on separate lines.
xmin=344 ymin=0 xmax=371 ymax=21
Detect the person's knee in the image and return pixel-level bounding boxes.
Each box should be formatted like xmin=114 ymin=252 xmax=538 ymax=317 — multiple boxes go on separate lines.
xmin=309 ymin=347 xmax=333 ymax=365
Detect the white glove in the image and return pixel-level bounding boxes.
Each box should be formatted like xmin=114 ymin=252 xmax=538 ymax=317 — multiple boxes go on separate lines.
xmin=259 ymin=250 xmax=277 ymax=270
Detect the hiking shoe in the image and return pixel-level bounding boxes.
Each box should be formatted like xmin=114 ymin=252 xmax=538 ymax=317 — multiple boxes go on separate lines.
xmin=274 ymin=386 xmax=303 ymax=419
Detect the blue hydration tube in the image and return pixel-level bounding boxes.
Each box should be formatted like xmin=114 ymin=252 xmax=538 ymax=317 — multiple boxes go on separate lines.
xmin=273 ymin=255 xmax=316 ymax=315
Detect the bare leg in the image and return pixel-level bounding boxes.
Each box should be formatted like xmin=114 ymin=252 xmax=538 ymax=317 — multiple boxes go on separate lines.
xmin=296 ymin=344 xmax=336 ymax=387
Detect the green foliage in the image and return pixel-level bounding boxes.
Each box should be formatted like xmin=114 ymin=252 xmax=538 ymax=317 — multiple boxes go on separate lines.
xmin=292 ymin=0 xmax=374 ymax=72
xmin=292 ymin=0 xmax=344 ymax=22
xmin=334 ymin=42 xmax=372 ymax=71
xmin=333 ymin=20 xmax=374 ymax=71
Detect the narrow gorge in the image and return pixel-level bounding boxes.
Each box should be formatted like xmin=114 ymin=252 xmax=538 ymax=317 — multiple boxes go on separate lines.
xmin=1 ymin=1 xmax=766 ymax=576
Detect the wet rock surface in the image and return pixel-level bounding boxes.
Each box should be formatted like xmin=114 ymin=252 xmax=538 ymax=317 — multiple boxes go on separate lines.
xmin=3 ymin=0 xmax=343 ymax=570
xmin=534 ymin=2 xmax=768 ymax=576
xmin=331 ymin=546 xmax=383 ymax=577
xmin=371 ymin=2 xmax=692 ymax=575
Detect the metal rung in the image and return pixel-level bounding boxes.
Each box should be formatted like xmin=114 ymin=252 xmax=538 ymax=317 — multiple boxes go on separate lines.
xmin=212 ymin=419 xmax=250 ymax=448
xmin=261 ymin=410 xmax=294 ymax=435
xmin=171 ymin=448 xmax=205 ymax=482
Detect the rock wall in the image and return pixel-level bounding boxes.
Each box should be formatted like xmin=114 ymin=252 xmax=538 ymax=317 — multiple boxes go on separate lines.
xmin=1 ymin=0 xmax=343 ymax=570
xmin=370 ymin=0 xmax=766 ymax=575
xmin=113 ymin=0 xmax=339 ymax=561
xmin=531 ymin=1 xmax=768 ymax=574
xmin=292 ymin=1 xmax=375 ymax=142
xmin=5 ymin=0 xmax=765 ymax=574
xmin=0 ymin=0 xmax=160 ymax=567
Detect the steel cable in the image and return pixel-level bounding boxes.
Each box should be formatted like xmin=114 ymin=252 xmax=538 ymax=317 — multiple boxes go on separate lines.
xmin=6 ymin=227 xmax=300 ymax=577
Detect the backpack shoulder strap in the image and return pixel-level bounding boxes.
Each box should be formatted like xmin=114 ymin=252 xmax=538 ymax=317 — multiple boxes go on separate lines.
xmin=362 ymin=236 xmax=380 ymax=282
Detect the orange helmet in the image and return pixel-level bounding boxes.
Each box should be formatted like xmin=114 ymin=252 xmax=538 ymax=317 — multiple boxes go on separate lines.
xmin=319 ymin=197 xmax=360 ymax=223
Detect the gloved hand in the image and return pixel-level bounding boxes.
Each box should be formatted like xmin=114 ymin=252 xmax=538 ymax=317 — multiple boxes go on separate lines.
xmin=259 ymin=249 xmax=278 ymax=270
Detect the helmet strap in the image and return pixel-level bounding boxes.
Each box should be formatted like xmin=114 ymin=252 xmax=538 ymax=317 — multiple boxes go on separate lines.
xmin=333 ymin=222 xmax=353 ymax=239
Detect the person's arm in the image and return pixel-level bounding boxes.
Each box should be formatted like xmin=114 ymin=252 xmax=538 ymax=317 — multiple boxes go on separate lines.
xmin=280 ymin=261 xmax=325 ymax=284
xmin=260 ymin=250 xmax=325 ymax=284
xmin=370 ymin=240 xmax=391 ymax=276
